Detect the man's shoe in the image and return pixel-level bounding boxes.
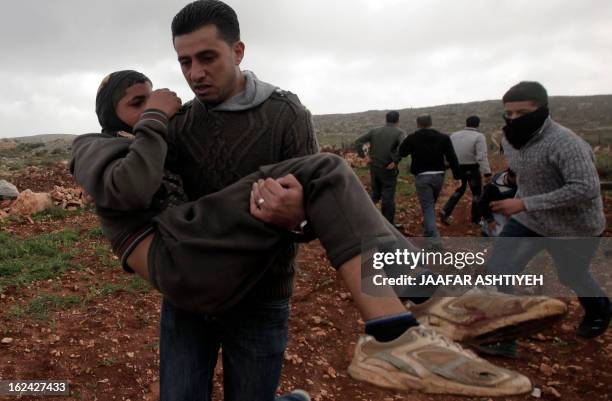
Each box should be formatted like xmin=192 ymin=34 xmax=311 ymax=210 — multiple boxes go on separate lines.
xmin=406 ymin=287 xmax=567 ymax=345
xmin=348 ymin=325 xmax=532 ymax=396
xmin=439 ymin=211 xmax=451 ymax=226
xmin=473 ymin=340 xmax=519 ymax=359
xmin=576 ymin=297 xmax=611 ymax=338
xmin=286 ymin=389 xmax=311 ymax=401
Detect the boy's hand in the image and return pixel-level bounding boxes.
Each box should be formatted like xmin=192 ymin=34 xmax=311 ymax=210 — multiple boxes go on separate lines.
xmin=250 ymin=174 xmax=306 ymax=230
xmin=145 ymin=89 xmax=182 ymax=119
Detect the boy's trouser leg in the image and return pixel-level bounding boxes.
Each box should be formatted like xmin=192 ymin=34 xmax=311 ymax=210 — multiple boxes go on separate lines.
xmin=151 ymin=153 xmax=407 ymax=313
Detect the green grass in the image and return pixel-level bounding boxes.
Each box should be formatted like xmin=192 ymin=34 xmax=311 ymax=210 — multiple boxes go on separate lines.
xmin=5 ymin=294 xmax=82 ymax=320
xmin=0 ymin=229 xmax=79 ymax=293
xmin=596 ymin=153 xmax=612 ymax=181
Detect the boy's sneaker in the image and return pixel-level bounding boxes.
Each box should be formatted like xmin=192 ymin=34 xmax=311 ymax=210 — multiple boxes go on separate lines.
xmin=406 ymin=287 xmax=567 ymax=344
xmin=348 ymin=325 xmax=532 ymax=396
xmin=577 ymin=297 xmax=612 ymax=338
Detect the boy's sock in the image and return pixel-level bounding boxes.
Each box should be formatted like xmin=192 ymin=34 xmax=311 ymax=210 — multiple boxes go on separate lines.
xmin=365 ymin=312 xmax=419 ymax=342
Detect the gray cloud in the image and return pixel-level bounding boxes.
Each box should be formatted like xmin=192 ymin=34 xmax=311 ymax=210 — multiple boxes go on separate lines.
xmin=1 ymin=0 xmax=611 ymax=137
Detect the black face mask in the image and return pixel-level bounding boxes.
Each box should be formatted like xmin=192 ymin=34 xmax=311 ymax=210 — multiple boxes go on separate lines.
xmin=502 ymin=106 xmax=549 ymax=149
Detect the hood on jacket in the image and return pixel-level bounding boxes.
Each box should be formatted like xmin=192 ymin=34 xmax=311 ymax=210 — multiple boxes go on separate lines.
xmin=207 ymin=70 xmax=278 ymax=112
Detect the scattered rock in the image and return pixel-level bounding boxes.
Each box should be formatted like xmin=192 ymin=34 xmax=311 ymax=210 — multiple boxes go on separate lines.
xmin=567 ymin=365 xmax=583 ymax=373
xmin=1 ymin=337 xmax=14 ymax=344
xmin=542 ymin=385 xmax=561 ymax=399
xmin=539 ymin=363 xmax=554 ymax=377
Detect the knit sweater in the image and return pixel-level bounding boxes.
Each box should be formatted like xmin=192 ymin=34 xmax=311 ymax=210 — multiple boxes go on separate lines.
xmin=354 ymin=124 xmax=406 ymax=168
xmin=166 ymin=74 xmax=319 ymax=302
xmin=399 ymin=128 xmax=461 ymax=178
xmin=504 ymin=118 xmax=605 ymax=236
xmin=450 ymin=128 xmax=491 ymax=175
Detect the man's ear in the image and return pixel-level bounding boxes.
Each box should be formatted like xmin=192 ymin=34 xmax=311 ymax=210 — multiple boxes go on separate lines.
xmin=233 ymin=41 xmax=245 ymax=65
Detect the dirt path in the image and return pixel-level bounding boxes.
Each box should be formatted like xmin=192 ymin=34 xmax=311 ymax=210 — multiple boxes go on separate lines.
xmin=0 ymin=163 xmax=610 ymax=401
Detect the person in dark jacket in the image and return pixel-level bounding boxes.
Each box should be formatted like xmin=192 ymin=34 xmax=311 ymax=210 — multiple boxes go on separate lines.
xmin=354 ymin=111 xmax=406 ymax=225
xmin=399 ymin=114 xmax=460 ymax=246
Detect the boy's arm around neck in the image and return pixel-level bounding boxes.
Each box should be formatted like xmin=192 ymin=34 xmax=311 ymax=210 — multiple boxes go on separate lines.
xmin=70 ymin=110 xmax=169 ymax=210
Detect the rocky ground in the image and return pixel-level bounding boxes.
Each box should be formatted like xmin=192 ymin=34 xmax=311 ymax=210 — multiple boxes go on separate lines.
xmin=0 ymin=159 xmax=611 ymax=401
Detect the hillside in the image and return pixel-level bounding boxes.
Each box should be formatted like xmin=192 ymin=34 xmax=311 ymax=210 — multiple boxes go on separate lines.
xmin=1 ymin=94 xmax=610 ymax=154
xmin=312 ymin=94 xmax=612 ymax=147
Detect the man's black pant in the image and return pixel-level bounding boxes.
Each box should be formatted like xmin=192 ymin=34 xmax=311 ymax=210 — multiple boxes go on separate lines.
xmin=369 ymin=165 xmax=399 ymax=224
xmin=442 ymin=164 xmax=482 ymax=224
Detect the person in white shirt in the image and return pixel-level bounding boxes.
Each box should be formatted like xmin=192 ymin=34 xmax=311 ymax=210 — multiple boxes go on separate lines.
xmin=441 ymin=116 xmax=491 ymax=225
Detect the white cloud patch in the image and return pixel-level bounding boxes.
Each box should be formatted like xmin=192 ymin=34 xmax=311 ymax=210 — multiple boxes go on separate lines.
xmin=1 ymin=0 xmax=611 ymax=137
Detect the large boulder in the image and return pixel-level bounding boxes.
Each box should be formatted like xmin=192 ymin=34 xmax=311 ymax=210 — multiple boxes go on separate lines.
xmin=0 ymin=180 xmax=19 ymax=200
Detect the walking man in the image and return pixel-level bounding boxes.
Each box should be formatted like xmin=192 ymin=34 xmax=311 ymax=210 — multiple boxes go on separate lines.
xmin=441 ymin=115 xmax=492 ymax=225
xmin=399 ymin=114 xmax=460 ymax=247
xmin=355 ymin=111 xmax=406 ymax=225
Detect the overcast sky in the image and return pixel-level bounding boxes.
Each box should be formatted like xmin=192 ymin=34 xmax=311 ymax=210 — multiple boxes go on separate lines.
xmin=0 ymin=0 xmax=611 ymax=138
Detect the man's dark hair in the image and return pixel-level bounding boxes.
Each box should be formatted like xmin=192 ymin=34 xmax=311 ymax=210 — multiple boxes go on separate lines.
xmin=171 ymin=0 xmax=240 ymax=44
xmin=386 ymin=111 xmax=400 ymax=124
xmin=502 ymin=81 xmax=548 ymax=107
xmin=416 ymin=114 xmax=432 ymax=128
xmin=466 ymin=115 xmax=480 ymax=128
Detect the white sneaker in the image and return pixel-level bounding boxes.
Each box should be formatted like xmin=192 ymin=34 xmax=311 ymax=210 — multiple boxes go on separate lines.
xmin=407 ymin=287 xmax=567 ymax=344
xmin=348 ymin=325 xmax=532 ymax=396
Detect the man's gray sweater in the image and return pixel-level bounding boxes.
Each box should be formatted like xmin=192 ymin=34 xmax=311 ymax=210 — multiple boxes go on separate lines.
xmin=504 ymin=118 xmax=605 ymax=236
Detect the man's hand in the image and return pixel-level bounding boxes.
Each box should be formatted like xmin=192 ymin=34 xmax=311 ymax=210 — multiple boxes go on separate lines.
xmin=385 ymin=162 xmax=397 ymax=170
xmin=144 ymin=89 xmax=182 ymax=119
xmin=250 ymin=174 xmax=306 ymax=230
xmin=490 ymin=198 xmax=526 ymax=216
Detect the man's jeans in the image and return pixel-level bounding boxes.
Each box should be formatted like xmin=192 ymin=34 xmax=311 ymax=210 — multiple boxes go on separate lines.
xmin=485 ymin=218 xmax=606 ymax=298
xmin=370 ymin=165 xmax=399 ymax=224
xmin=442 ymin=164 xmax=482 ymax=224
xmin=414 ymin=173 xmax=445 ymax=245
xmin=160 ymin=297 xmax=297 ymax=401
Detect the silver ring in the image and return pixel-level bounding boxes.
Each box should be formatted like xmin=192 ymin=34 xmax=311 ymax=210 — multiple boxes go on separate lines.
xmin=257 ymin=198 xmax=265 ymax=206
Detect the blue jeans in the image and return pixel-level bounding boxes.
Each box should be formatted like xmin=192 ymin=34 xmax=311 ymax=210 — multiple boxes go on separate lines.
xmin=485 ymin=218 xmax=605 ymax=298
xmin=160 ymin=297 xmax=296 ymax=401
xmin=415 ymin=173 xmax=445 ymax=245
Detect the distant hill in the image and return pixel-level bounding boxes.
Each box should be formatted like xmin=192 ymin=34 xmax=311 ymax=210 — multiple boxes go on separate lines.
xmin=9 ymin=134 xmax=77 ymax=143
xmin=312 ymin=94 xmax=612 ymax=147
xmin=1 ymin=94 xmax=611 ymax=152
